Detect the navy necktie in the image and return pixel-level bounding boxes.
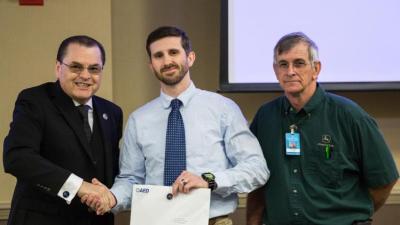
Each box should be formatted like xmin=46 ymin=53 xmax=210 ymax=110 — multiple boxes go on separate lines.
xmin=77 ymin=105 xmax=92 ymax=142
xmin=164 ymin=99 xmax=186 ymax=186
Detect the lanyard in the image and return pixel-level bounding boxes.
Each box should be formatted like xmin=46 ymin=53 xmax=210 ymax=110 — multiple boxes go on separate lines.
xmin=288 ymin=111 xmax=311 ymax=133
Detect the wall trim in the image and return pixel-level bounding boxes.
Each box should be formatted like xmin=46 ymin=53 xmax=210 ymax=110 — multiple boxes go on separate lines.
xmin=238 ymin=193 xmax=247 ymax=208
xmin=0 ymin=202 xmax=10 ymax=220
xmin=0 ymin=189 xmax=398 ymax=218
xmin=386 ymin=185 xmax=400 ymax=205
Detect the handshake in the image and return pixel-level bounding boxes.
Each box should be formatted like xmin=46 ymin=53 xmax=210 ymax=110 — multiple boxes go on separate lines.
xmin=77 ymin=178 xmax=115 ymax=215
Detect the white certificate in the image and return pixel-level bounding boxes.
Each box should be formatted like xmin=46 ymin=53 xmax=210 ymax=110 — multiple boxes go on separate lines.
xmin=130 ymin=184 xmax=211 ymax=225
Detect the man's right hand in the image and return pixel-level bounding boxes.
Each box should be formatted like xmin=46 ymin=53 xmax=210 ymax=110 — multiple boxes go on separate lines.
xmin=78 ymin=178 xmax=116 ymax=215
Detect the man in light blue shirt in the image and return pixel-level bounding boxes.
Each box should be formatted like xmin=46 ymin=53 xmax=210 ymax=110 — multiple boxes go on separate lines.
xmin=84 ymin=26 xmax=269 ymax=224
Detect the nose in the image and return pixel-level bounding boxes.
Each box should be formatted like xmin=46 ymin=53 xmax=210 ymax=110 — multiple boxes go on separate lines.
xmin=79 ymin=68 xmax=91 ymax=80
xmin=287 ymin=64 xmax=296 ymax=77
xmin=162 ymin=54 xmax=174 ymax=65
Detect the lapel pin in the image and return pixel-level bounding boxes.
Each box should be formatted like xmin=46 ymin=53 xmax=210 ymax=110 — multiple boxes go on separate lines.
xmin=102 ymin=113 xmax=108 ymax=120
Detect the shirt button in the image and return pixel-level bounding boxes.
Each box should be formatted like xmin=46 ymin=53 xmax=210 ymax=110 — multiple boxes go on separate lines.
xmin=63 ymin=191 xmax=70 ymax=198
xmin=293 ymin=189 xmax=298 ymax=193
xmin=294 ymin=212 xmax=299 ymax=216
xmin=293 ymin=169 xmax=298 ymax=173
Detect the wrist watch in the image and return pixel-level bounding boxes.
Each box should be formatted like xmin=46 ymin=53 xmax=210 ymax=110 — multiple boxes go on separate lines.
xmin=201 ymin=172 xmax=217 ymax=191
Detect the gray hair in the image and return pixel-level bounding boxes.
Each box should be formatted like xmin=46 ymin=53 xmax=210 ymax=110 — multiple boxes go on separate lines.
xmin=273 ymin=32 xmax=319 ymax=66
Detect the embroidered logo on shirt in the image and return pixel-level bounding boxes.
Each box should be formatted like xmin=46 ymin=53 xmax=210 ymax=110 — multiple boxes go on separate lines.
xmin=317 ymin=134 xmax=335 ymax=159
xmin=317 ymin=134 xmax=334 ymax=147
xmin=321 ymin=134 xmax=331 ymax=144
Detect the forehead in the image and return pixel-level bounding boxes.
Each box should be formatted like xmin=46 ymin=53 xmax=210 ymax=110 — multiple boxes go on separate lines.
xmin=149 ymin=36 xmax=183 ymax=54
xmin=276 ymin=42 xmax=309 ymax=61
xmin=63 ymin=43 xmax=102 ymax=64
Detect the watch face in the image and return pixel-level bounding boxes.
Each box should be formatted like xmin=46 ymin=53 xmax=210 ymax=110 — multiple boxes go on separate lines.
xmin=202 ymin=173 xmax=217 ymax=190
xmin=202 ymin=173 xmax=215 ymax=181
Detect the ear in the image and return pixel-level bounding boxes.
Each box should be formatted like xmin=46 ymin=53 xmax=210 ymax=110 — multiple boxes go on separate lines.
xmin=187 ymin=51 xmax=196 ymax=67
xmin=273 ymin=63 xmax=279 ymax=81
xmin=55 ymin=61 xmax=62 ymax=79
xmin=312 ymin=61 xmax=321 ymax=80
xmin=148 ymin=61 xmax=153 ymax=71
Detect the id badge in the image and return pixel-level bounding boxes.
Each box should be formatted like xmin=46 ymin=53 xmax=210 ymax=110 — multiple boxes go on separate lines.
xmin=285 ymin=132 xmax=301 ymax=155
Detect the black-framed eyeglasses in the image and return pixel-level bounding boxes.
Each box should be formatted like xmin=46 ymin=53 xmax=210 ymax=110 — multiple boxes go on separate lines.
xmin=61 ymin=62 xmax=103 ymax=75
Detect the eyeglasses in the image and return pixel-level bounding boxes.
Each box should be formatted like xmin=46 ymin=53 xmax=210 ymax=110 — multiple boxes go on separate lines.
xmin=276 ymin=60 xmax=310 ymax=71
xmin=61 ymin=62 xmax=103 ymax=75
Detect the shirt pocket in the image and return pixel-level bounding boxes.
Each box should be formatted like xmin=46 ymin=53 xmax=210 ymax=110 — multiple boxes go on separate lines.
xmin=303 ymin=144 xmax=342 ymax=189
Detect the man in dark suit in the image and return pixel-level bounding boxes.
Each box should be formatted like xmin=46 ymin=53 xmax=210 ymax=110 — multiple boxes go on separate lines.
xmin=3 ymin=35 xmax=123 ymax=225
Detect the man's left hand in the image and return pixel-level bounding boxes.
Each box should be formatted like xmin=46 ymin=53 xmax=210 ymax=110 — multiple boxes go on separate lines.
xmin=171 ymin=171 xmax=208 ymax=196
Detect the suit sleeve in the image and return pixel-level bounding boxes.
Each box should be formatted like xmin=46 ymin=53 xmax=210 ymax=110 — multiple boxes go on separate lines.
xmin=3 ymin=91 xmax=72 ymax=197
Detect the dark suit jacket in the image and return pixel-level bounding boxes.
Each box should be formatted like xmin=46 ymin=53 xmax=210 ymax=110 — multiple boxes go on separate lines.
xmin=3 ymin=81 xmax=123 ymax=225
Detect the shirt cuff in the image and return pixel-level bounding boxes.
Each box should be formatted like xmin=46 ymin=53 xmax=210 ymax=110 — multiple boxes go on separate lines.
xmin=213 ymin=172 xmax=233 ymax=198
xmin=57 ymin=173 xmax=83 ymax=204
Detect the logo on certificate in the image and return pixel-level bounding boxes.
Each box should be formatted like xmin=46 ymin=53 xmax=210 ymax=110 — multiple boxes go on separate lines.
xmin=136 ymin=187 xmax=150 ymax=193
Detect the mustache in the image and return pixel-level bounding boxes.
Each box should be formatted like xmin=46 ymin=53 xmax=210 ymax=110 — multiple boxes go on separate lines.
xmin=161 ymin=63 xmax=179 ymax=72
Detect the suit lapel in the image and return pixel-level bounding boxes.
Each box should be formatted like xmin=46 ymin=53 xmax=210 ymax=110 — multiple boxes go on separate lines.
xmin=93 ymin=97 xmax=114 ymax=186
xmin=49 ymin=82 xmax=95 ymax=162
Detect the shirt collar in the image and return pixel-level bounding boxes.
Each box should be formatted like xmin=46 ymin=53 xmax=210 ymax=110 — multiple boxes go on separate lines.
xmin=283 ymin=84 xmax=326 ymax=114
xmin=303 ymin=84 xmax=325 ymax=113
xmin=160 ymin=82 xmax=197 ymax=109
xmin=73 ymin=98 xmax=93 ymax=110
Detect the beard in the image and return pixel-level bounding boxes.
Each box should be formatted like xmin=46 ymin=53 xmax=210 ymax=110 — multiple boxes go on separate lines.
xmin=154 ymin=62 xmax=189 ymax=86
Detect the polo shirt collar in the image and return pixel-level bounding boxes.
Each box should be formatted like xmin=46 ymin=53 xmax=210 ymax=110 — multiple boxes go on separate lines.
xmin=160 ymin=82 xmax=197 ymax=109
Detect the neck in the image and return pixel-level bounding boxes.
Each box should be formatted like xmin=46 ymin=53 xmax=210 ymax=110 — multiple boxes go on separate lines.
xmin=73 ymin=98 xmax=90 ymax=106
xmin=161 ymin=74 xmax=192 ymax=98
xmin=285 ymin=84 xmax=317 ymax=112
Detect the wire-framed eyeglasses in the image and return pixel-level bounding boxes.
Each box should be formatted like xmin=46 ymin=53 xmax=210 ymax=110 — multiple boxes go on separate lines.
xmin=61 ymin=62 xmax=103 ymax=75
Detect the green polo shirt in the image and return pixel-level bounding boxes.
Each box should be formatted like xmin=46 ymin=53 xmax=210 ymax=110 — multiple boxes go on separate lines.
xmin=250 ymin=86 xmax=399 ymax=225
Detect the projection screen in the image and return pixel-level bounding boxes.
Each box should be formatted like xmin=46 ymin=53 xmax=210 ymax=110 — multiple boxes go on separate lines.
xmin=220 ymin=0 xmax=400 ymax=91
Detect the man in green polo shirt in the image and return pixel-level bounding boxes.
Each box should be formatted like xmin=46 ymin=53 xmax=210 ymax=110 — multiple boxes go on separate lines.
xmin=246 ymin=32 xmax=399 ymax=225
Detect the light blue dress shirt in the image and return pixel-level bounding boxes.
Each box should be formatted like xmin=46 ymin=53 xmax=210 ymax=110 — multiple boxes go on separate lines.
xmin=111 ymin=82 xmax=269 ymax=218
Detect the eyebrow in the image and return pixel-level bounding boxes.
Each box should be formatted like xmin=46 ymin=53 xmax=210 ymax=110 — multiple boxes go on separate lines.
xmin=278 ymin=58 xmax=306 ymax=62
xmin=70 ymin=61 xmax=102 ymax=66
xmin=168 ymin=48 xmax=180 ymax=51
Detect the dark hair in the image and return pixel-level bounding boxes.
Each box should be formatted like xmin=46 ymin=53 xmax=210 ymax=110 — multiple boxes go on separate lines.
xmin=273 ymin=32 xmax=319 ymax=65
xmin=146 ymin=26 xmax=192 ymax=58
xmin=56 ymin=35 xmax=106 ymax=65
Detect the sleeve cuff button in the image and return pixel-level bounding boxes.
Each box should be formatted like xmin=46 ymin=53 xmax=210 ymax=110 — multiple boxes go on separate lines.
xmin=63 ymin=191 xmax=70 ymax=198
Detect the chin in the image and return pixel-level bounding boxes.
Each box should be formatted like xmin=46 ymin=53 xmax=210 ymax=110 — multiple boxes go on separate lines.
xmin=75 ymin=94 xmax=90 ymax=99
xmin=73 ymin=92 xmax=93 ymax=100
xmin=284 ymin=87 xmax=303 ymax=94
